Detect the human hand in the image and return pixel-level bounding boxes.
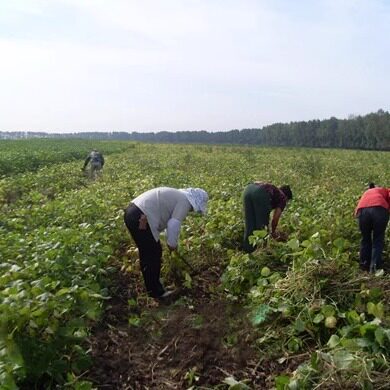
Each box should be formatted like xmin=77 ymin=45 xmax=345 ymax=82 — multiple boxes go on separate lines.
xmin=138 ymin=214 xmax=148 ymax=230
xmin=272 ymin=231 xmax=288 ymax=242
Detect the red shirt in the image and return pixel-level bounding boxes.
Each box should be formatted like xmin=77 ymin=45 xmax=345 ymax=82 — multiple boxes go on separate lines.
xmin=255 ymin=182 xmax=287 ymax=211
xmin=355 ymin=187 xmax=390 ymax=215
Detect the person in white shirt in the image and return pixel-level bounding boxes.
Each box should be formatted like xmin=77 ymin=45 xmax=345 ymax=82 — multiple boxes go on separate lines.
xmin=124 ymin=187 xmax=208 ymax=299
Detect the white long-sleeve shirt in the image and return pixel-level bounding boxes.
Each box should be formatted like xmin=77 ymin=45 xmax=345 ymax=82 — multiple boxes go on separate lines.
xmin=132 ymin=187 xmax=192 ymax=247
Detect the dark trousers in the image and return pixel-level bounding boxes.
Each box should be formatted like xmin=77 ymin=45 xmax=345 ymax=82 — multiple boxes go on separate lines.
xmin=124 ymin=204 xmax=165 ymax=298
xmin=358 ymin=206 xmax=389 ymax=271
xmin=243 ymin=184 xmax=271 ymax=253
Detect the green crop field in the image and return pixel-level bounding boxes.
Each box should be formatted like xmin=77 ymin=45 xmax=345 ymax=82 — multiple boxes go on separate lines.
xmin=0 ymin=139 xmax=132 ymax=177
xmin=1 ymin=139 xmax=389 ymax=389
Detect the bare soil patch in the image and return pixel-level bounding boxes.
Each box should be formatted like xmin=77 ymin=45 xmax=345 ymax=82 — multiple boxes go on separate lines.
xmin=86 ymin=258 xmax=304 ymax=389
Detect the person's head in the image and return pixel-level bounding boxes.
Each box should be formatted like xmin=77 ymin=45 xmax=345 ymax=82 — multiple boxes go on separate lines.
xmin=368 ymin=182 xmax=375 ymax=189
xmin=280 ymin=185 xmax=293 ymax=201
xmin=180 ymin=188 xmax=209 ymax=215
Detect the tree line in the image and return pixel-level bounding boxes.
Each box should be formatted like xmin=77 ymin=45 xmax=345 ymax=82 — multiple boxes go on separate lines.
xmin=1 ymin=109 xmax=389 ymax=150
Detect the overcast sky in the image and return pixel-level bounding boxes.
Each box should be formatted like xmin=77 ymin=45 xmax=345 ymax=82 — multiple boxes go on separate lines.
xmin=0 ymin=0 xmax=389 ymax=133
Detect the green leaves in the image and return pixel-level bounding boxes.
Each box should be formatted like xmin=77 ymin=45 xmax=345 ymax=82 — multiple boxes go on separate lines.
xmin=248 ymin=229 xmax=268 ymax=246
xmin=346 ymin=310 xmax=361 ymax=325
xmin=275 ymin=375 xmax=290 ymax=390
xmin=327 ymin=334 xmax=340 ymax=348
xmin=332 ymin=350 xmax=355 ymax=370
xmin=294 ymin=318 xmax=306 ymax=333
xmin=183 ymin=271 xmax=192 ymax=289
xmin=367 ymin=302 xmax=384 ymax=319
xmin=287 ymin=238 xmax=300 ymax=251
xmin=313 ymin=313 xmax=325 ymax=324
xmin=1 ymin=140 xmax=390 ymax=389
xmin=332 ymin=237 xmax=350 ymax=253
xmin=373 ymin=328 xmax=390 ymax=347
xmin=321 ymin=305 xmax=336 ymax=317
xmin=223 ymin=376 xmax=251 ymax=389
xmin=251 ymin=304 xmax=273 ymax=325
xmin=128 ymin=315 xmax=141 ymax=327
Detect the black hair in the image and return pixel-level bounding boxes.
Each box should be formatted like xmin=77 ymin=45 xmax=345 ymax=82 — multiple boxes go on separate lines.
xmin=368 ymin=182 xmax=375 ymax=189
xmin=280 ymin=185 xmax=293 ymax=200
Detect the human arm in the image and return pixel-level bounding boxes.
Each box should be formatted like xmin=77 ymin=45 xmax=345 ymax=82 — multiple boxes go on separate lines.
xmin=166 ymin=196 xmax=192 ymax=250
xmin=83 ymin=155 xmax=91 ymax=169
xmin=271 ymin=207 xmax=283 ymax=237
xmin=166 ymin=218 xmax=181 ymax=250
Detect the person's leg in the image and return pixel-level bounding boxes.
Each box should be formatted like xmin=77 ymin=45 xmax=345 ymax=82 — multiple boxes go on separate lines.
xmin=124 ymin=205 xmax=165 ymax=297
xmin=358 ymin=208 xmax=373 ymax=271
xmin=138 ymin=240 xmax=164 ymax=297
xmin=371 ymin=207 xmax=389 ymax=270
xmin=89 ymin=164 xmax=95 ymax=179
xmin=96 ymin=162 xmax=103 ymax=178
xmin=90 ymin=162 xmax=102 ymax=179
xmin=243 ymin=185 xmax=257 ymax=253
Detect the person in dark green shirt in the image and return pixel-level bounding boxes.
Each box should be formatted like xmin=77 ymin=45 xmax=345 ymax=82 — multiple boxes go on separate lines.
xmin=243 ymin=182 xmax=292 ymax=253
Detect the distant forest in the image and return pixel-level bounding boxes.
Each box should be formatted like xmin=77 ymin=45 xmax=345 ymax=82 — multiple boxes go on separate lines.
xmin=1 ymin=109 xmax=389 ymax=150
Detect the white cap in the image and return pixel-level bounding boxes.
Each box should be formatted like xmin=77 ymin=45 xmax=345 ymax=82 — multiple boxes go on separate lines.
xmin=179 ymin=188 xmax=208 ymax=215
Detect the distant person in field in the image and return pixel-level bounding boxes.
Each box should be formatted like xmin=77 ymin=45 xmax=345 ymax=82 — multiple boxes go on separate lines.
xmin=243 ymin=182 xmax=293 ymax=253
xmin=124 ymin=187 xmax=208 ymax=299
xmin=83 ymin=149 xmax=104 ymax=179
xmin=355 ymin=182 xmax=390 ymax=272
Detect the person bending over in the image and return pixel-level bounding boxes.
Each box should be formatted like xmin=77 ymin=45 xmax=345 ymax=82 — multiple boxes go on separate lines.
xmin=124 ymin=187 xmax=208 ymax=299
xmin=243 ymin=182 xmax=292 ymax=253
xmin=355 ymin=183 xmax=390 ymax=272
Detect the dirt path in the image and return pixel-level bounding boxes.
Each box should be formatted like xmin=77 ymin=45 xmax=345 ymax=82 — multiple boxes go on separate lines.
xmin=85 ymin=259 xmax=302 ymax=389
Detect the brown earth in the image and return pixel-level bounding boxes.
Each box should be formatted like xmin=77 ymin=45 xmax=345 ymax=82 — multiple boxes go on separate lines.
xmin=85 ymin=256 xmax=305 ymax=389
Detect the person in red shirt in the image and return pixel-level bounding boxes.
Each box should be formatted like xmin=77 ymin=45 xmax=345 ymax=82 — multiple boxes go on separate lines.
xmin=242 ymin=182 xmax=292 ymax=253
xmin=355 ymin=183 xmax=390 ymax=272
